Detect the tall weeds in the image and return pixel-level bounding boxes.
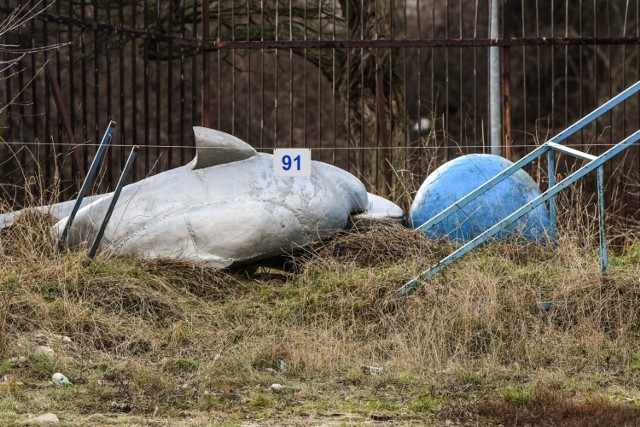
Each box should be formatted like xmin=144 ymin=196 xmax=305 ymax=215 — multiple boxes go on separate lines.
xmin=5 ymin=208 xmax=637 ymax=379
xmin=0 ymin=144 xmax=638 ymax=396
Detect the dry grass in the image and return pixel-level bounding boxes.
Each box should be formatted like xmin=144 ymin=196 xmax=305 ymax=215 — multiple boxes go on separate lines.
xmin=463 ymin=388 xmax=640 ymax=426
xmin=0 ymin=207 xmax=640 ymax=424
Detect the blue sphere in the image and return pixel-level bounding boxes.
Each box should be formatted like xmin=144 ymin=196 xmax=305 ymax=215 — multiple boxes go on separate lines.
xmin=409 ymin=154 xmax=550 ymax=242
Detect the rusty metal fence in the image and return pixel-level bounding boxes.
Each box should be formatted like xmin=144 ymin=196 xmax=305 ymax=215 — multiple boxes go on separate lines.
xmin=0 ymin=1 xmax=639 ymax=225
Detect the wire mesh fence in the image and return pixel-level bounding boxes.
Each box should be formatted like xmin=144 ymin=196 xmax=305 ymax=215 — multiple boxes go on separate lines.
xmin=0 ymin=1 xmax=638 ymax=227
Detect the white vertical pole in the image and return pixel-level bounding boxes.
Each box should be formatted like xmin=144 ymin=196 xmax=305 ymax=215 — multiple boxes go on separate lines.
xmin=489 ymin=0 xmax=502 ymax=155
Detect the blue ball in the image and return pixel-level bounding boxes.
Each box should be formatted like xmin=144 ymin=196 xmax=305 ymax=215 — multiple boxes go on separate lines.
xmin=409 ymin=154 xmax=550 ymax=242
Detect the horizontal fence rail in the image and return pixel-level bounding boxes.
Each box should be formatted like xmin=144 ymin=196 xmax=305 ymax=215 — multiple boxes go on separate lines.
xmin=0 ymin=0 xmax=638 ymax=231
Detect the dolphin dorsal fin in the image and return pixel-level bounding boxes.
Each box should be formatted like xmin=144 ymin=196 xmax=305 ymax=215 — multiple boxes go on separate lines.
xmin=192 ymin=127 xmax=257 ymax=170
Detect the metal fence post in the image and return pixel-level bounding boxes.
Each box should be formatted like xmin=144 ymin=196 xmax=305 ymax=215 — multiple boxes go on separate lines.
xmin=58 ymin=121 xmax=116 ymax=246
xmin=597 ymin=165 xmax=608 ymax=275
xmin=547 ymin=149 xmax=556 ymax=244
xmin=88 ymin=146 xmax=138 ymax=258
xmin=488 ymin=0 xmax=502 ymax=156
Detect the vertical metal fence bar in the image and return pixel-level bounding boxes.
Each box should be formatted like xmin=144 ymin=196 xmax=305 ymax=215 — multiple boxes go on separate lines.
xmin=606 ymin=1 xmax=613 ymax=198
xmin=42 ymin=0 xmax=51 ymax=191
xmin=3 ymin=0 xmax=12 ymax=193
xmin=331 ymin=0 xmax=337 ymax=165
xmin=622 ymin=0 xmax=629 ymax=225
xmin=382 ymin=1 xmax=392 ymax=179
xmin=579 ymin=0 xmax=584 ymax=151
xmin=345 ymin=0 xmax=351 ymax=174
xmin=29 ymin=0 xmax=38 ymax=190
xmin=17 ymin=25 xmax=25 ymax=191
xmin=359 ymin=0 xmax=364 ymax=178
xmin=43 ymin=11 xmax=51 ymax=194
xmin=535 ymin=0 xmax=541 ymax=137
xmin=402 ymin=0 xmax=407 ymax=173
xmin=191 ymin=0 xmax=198 ymax=140
xmin=375 ymin=65 xmax=391 ymax=195
xmin=416 ymin=0 xmax=422 ymax=176
xmin=93 ymin=0 xmax=100 ymax=179
xmin=118 ymin=2 xmax=126 ymax=173
xmin=167 ymin=1 xmax=174 ymax=168
xmin=521 ymin=1 xmax=527 ymax=154
xmin=402 ymin=0 xmax=408 ymax=174
xmin=275 ymin=0 xmax=279 ymax=147
xmin=180 ymin=0 xmax=186 ymax=165
xmin=563 ymin=1 xmax=568 ymax=132
xmin=444 ymin=0 xmax=450 ymax=160
xmin=202 ymin=0 xmax=210 ymax=129
xmin=388 ymin=1 xmax=395 ymax=193
xmin=67 ymin=0 xmax=76 ymax=185
xmin=246 ymin=0 xmax=251 ymax=146
xmin=155 ymin=1 xmax=161 ymax=171
xmin=216 ymin=0 xmax=220 ymax=129
xmin=318 ymin=0 xmax=326 ymax=161
xmin=80 ymin=0 xmax=88 ymax=174
xmin=430 ymin=0 xmax=435 ymax=156
xmin=215 ymin=2 xmax=222 ymax=129
xmin=458 ymin=0 xmax=463 ymax=153
xmin=260 ymin=0 xmax=265 ymax=150
xmin=231 ymin=0 xmax=236 ymax=135
xmin=637 ymin=0 xmax=640 ymax=219
xmin=308 ymin=0 xmax=314 ymax=155
xmin=53 ymin=0 xmax=62 ymax=187
xmin=623 ymin=2 xmax=628 ymax=138
xmin=291 ymin=0 xmax=295 ymax=149
xmin=593 ymin=0 xmax=598 ymax=164
xmin=132 ymin=1 xmax=139 ymax=181
xmin=144 ymin=0 xmax=150 ymax=175
xmin=374 ymin=0 xmax=380 ymax=191
xmin=502 ymin=46 xmax=512 ymax=160
xmin=48 ymin=1 xmax=56 ymax=190
xmin=106 ymin=3 xmax=113 ymax=188
xmin=550 ymin=0 xmax=555 ymax=138
xmin=608 ymin=1 xmax=613 ymax=146
xmin=474 ymin=0 xmax=479 ymax=153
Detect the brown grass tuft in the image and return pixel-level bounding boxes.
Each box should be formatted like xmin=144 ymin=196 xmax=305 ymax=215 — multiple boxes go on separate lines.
xmin=308 ymin=220 xmax=443 ymax=268
xmin=466 ymin=388 xmax=640 ymax=426
xmin=0 ymin=209 xmax=57 ymax=259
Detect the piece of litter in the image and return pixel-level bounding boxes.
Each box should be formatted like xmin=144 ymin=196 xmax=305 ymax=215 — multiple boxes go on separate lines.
xmin=270 ymin=383 xmax=286 ymax=392
xmin=361 ymin=365 xmax=383 ymax=375
xmin=52 ymin=373 xmax=73 ymax=387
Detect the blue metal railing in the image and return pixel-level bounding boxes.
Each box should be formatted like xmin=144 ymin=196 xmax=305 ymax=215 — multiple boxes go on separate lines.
xmin=393 ymin=81 xmax=640 ymax=299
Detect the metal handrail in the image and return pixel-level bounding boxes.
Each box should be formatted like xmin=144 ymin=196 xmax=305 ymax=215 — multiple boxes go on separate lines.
xmin=394 ymin=81 xmax=640 ymax=299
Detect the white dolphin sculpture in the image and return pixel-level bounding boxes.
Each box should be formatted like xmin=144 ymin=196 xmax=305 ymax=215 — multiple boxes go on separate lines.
xmin=2 ymin=127 xmax=403 ymax=267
